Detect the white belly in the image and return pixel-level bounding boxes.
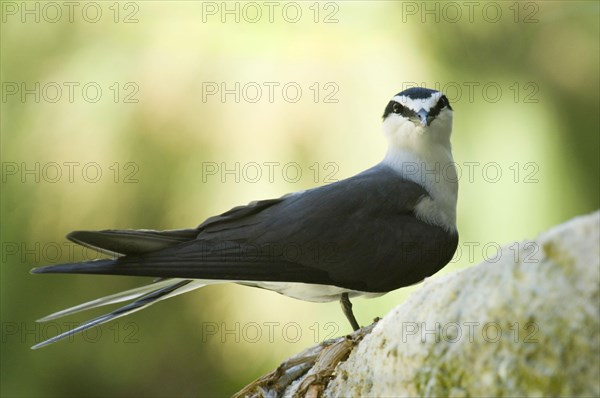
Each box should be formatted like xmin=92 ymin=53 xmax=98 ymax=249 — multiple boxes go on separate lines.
xmin=242 ymin=281 xmax=386 ymax=302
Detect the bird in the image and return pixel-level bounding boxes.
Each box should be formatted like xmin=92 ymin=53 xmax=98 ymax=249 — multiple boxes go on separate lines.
xmin=31 ymin=87 xmax=459 ymax=349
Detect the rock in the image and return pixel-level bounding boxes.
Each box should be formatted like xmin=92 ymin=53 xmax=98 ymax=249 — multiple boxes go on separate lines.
xmin=324 ymin=211 xmax=600 ymax=397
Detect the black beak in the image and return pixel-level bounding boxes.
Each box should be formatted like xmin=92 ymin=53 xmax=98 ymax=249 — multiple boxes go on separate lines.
xmin=416 ymin=109 xmax=429 ymax=126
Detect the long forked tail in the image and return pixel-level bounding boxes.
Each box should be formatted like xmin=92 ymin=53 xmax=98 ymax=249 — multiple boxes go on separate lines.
xmin=32 ymin=279 xmax=207 ymax=349
xmin=31 ymin=229 xmax=209 ymax=349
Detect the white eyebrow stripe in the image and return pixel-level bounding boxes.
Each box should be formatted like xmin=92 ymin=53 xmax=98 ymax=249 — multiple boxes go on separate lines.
xmin=392 ymin=92 xmax=443 ymax=112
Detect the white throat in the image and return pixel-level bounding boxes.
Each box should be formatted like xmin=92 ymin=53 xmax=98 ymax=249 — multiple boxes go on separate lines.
xmin=381 ymin=115 xmax=458 ymax=232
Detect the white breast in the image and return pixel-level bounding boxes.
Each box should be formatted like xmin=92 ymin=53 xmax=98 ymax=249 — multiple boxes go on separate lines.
xmin=381 ymin=115 xmax=458 ymax=232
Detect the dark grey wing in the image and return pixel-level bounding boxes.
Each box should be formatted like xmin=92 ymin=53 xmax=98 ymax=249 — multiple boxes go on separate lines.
xmin=195 ymin=163 xmax=458 ymax=292
xmin=34 ymin=164 xmax=457 ymax=293
xmin=197 ymin=198 xmax=283 ymax=232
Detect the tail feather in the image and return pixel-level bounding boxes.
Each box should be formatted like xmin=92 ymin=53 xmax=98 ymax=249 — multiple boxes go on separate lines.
xmin=31 ymin=228 xmax=208 ymax=349
xmin=36 ymin=278 xmax=185 ymax=322
xmin=32 ymin=279 xmax=207 ymax=349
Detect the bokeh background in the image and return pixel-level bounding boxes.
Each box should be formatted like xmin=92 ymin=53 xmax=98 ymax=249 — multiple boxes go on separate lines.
xmin=1 ymin=1 xmax=598 ymax=396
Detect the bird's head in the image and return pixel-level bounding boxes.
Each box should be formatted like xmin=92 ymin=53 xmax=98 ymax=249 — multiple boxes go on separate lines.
xmin=382 ymin=87 xmax=453 ymax=149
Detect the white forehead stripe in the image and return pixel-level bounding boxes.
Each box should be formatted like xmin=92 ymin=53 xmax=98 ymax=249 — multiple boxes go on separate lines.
xmin=392 ymin=92 xmax=443 ymax=112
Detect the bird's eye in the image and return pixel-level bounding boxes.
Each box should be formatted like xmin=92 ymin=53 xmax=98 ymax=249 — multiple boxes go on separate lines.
xmin=393 ymin=103 xmax=402 ymax=113
xmin=439 ymin=96 xmax=449 ymax=108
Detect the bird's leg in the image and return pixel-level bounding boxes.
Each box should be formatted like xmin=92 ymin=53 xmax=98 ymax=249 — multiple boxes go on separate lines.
xmin=340 ymin=293 xmax=360 ymax=331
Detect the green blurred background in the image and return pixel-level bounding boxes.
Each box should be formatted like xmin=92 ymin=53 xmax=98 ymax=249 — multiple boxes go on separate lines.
xmin=1 ymin=1 xmax=598 ymax=396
